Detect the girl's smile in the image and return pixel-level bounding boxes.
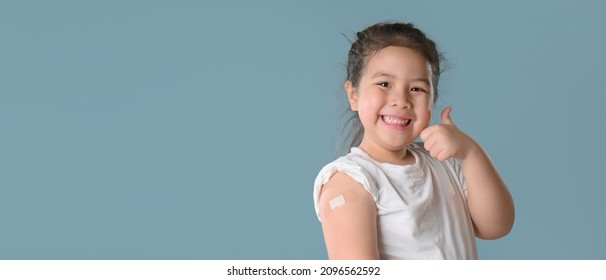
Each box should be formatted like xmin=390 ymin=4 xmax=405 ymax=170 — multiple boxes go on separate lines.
xmin=381 ymin=115 xmax=413 ymax=130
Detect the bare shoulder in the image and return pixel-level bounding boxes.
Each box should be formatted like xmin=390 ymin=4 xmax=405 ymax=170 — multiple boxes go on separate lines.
xmin=318 ymin=171 xmax=379 ymax=259
xmin=318 ymin=171 xmax=375 ymax=218
xmin=319 ymin=172 xmax=371 ymax=201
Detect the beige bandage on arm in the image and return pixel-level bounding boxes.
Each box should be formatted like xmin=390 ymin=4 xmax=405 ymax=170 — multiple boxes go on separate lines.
xmin=329 ymin=194 xmax=346 ymax=209
xmin=318 ymin=181 xmax=361 ymax=221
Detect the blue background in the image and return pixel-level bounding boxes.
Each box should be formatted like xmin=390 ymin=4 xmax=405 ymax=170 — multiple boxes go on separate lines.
xmin=1 ymin=0 xmax=605 ymax=259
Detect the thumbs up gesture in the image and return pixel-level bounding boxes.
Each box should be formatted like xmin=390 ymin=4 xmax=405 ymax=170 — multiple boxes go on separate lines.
xmin=419 ymin=107 xmax=478 ymax=162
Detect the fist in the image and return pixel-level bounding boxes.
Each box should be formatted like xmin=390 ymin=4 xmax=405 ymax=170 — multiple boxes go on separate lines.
xmin=419 ymin=107 xmax=477 ymax=161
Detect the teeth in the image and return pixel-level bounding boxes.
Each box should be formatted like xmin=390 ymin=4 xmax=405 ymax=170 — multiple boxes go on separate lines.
xmin=383 ymin=116 xmax=410 ymax=126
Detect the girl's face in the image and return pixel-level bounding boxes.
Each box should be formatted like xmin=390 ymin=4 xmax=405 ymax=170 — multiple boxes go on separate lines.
xmin=346 ymin=46 xmax=433 ymax=158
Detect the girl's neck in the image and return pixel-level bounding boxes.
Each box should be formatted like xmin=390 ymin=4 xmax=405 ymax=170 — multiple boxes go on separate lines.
xmin=358 ymin=141 xmax=415 ymax=166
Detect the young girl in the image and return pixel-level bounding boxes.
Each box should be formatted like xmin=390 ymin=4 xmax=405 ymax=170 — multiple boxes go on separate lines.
xmin=313 ymin=22 xmax=515 ymax=259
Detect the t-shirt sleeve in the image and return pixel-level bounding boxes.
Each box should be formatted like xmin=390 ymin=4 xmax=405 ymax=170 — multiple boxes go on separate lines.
xmin=313 ymin=159 xmax=378 ymax=221
xmin=450 ymin=158 xmax=468 ymax=197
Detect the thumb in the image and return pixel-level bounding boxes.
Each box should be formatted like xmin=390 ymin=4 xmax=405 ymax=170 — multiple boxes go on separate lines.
xmin=441 ymin=106 xmax=454 ymax=125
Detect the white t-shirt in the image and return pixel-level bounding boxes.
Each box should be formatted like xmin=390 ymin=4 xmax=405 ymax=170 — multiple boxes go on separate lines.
xmin=313 ymin=143 xmax=478 ymax=259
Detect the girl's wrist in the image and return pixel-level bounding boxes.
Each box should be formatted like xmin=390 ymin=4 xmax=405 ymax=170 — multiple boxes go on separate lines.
xmin=460 ymin=138 xmax=482 ymax=162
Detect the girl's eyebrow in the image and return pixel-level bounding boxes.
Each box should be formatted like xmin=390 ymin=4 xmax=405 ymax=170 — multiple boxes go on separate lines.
xmin=370 ymin=72 xmax=430 ymax=84
xmin=370 ymin=72 xmax=397 ymax=79
xmin=411 ymin=78 xmax=431 ymax=85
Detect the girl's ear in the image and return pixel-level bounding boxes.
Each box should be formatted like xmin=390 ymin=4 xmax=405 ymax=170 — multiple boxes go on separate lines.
xmin=345 ymin=81 xmax=358 ymax=111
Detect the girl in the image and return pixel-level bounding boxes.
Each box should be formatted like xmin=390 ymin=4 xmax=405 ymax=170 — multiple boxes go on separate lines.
xmin=313 ymin=22 xmax=515 ymax=259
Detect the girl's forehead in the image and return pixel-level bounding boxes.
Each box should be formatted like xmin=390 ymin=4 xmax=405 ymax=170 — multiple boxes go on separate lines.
xmin=371 ymin=46 xmax=427 ymax=64
xmin=363 ymin=46 xmax=431 ymax=78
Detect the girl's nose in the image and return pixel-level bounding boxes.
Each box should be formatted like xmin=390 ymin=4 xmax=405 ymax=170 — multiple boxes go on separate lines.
xmin=390 ymin=92 xmax=412 ymax=109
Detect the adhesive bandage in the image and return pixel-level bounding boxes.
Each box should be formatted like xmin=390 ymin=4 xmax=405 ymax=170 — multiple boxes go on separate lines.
xmin=319 ymin=189 xmax=362 ymax=221
xmin=329 ymin=194 xmax=346 ymax=210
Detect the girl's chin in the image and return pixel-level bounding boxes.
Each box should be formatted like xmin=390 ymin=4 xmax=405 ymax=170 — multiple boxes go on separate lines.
xmin=382 ymin=135 xmax=417 ymax=147
xmin=380 ymin=141 xmax=414 ymax=151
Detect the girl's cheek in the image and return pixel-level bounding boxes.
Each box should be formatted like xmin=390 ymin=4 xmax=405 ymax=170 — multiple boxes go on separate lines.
xmin=358 ymin=95 xmax=379 ymax=111
xmin=415 ymin=106 xmax=432 ymax=127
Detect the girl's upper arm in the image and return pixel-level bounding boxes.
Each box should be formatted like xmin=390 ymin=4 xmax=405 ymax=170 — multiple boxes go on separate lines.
xmin=318 ymin=172 xmax=379 ymax=260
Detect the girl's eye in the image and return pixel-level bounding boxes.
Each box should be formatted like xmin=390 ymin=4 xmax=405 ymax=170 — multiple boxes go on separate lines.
xmin=411 ymin=87 xmax=427 ymax=93
xmin=377 ymin=82 xmax=391 ymax=88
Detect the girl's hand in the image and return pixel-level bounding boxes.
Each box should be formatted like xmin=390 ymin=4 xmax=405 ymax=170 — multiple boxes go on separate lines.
xmin=419 ymin=107 xmax=478 ymax=162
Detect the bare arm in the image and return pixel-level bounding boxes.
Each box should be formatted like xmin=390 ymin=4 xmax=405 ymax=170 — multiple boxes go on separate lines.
xmin=318 ymin=172 xmax=380 ymax=259
xmin=461 ymin=140 xmax=515 ymax=239
xmin=420 ymin=107 xmax=515 ymax=240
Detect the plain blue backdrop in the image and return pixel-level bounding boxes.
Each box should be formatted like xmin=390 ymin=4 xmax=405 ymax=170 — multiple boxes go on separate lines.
xmin=1 ymin=0 xmax=605 ymax=259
